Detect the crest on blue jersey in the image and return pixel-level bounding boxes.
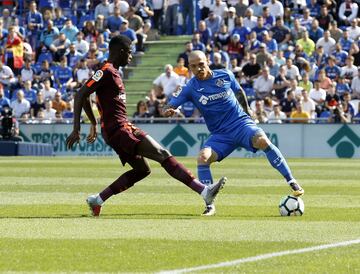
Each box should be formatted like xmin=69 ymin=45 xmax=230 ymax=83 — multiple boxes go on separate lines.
xmin=216 ymin=79 xmax=224 ymax=87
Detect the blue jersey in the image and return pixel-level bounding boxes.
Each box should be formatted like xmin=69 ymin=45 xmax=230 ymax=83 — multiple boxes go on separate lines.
xmin=169 ymin=69 xmax=248 ymax=134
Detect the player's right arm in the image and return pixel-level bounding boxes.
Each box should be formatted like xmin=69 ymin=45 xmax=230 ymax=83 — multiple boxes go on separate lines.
xmin=66 ymin=69 xmax=104 ymax=149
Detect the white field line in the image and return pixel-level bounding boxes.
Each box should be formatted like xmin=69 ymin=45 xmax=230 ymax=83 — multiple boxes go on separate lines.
xmin=158 ymin=238 xmax=360 ymax=274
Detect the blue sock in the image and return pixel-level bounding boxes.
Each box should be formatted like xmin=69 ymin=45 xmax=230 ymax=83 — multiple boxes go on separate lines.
xmin=197 ymin=164 xmax=213 ymax=186
xmin=264 ymin=143 xmax=294 ymax=183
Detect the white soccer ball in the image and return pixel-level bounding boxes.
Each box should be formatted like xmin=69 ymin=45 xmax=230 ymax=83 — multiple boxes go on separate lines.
xmin=279 ymin=195 xmax=304 ymax=216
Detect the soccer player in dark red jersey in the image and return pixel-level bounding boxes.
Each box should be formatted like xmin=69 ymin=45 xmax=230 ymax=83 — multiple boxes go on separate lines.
xmin=65 ymin=35 xmax=226 ymax=217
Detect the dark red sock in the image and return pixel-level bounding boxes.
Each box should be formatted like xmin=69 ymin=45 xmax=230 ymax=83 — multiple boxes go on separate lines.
xmin=99 ymin=169 xmax=150 ymax=202
xmin=161 ymin=156 xmax=205 ymax=194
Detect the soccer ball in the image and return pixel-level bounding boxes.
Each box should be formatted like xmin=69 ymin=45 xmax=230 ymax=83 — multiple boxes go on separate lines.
xmin=279 ymin=195 xmax=305 ymax=216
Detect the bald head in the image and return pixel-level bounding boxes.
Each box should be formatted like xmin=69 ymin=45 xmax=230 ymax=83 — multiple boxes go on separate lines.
xmin=188 ymin=50 xmax=211 ymax=80
xmin=189 ymin=50 xmax=207 ymax=62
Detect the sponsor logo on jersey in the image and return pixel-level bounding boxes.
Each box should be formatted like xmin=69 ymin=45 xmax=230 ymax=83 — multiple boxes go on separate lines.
xmin=173 ymin=86 xmax=182 ymax=97
xmin=198 ymin=89 xmax=232 ymax=105
xmin=215 ymin=79 xmax=224 ymax=87
xmin=92 ymin=70 xmax=104 ymax=82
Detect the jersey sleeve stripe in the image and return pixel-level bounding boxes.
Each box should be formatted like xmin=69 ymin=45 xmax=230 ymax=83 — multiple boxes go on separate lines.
xmin=86 ymin=79 xmax=96 ymax=87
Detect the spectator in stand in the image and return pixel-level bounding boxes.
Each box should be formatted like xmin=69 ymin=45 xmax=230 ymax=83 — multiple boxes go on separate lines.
xmin=198 ymin=20 xmax=212 ymax=47
xmin=214 ymin=24 xmax=231 ymax=47
xmin=282 ymin=8 xmax=293 ymax=29
xmin=342 ymin=92 xmax=355 ymax=117
xmin=212 ymin=42 xmax=230 ymax=69
xmin=317 ymin=69 xmax=332 ymax=91
xmin=296 ymin=30 xmax=315 ymax=57
xmin=284 ymin=58 xmax=301 ymax=81
xmin=253 ymin=99 xmax=268 ymax=123
xmin=329 ymin=21 xmax=343 ymax=43
xmin=339 ymin=30 xmax=354 ymax=54
xmin=341 ymin=56 xmax=358 ymax=81
xmin=286 ymin=79 xmax=303 ymax=99
xmin=280 ymin=90 xmax=296 ymax=117
xmin=311 ymin=46 xmax=328 ymax=70
xmin=61 ymin=18 xmax=78 ymax=43
xmin=54 ymin=56 xmax=73 ymax=91
xmin=227 ymin=34 xmax=244 ymax=61
xmin=256 ymin=43 xmax=272 ymax=67
xmin=151 ymin=0 xmax=164 ymax=33
xmin=40 ymin=78 xmax=57 ymax=100
xmin=209 ymin=52 xmax=225 ymax=70
xmin=268 ymin=104 xmax=286 ymax=123
xmin=0 ymin=84 xmax=10 ymax=112
xmin=135 ymin=0 xmax=154 ymax=27
xmin=338 ymin=0 xmax=358 ymax=26
xmin=109 ymin=0 xmax=129 ymax=16
xmin=153 ymin=64 xmax=180 ymax=99
xmin=253 ymin=66 xmax=275 ymax=99
xmin=25 ymin=1 xmax=43 ymax=50
xmin=351 ymin=67 xmax=360 ymax=99
xmin=74 ymin=59 xmax=92 ymax=86
xmin=173 ymin=57 xmax=190 ymax=84
xmin=252 ymin=16 xmax=267 ymax=42
xmin=30 ymin=91 xmax=45 ymax=118
xmin=328 ymin=102 xmax=351 ymax=123
xmin=127 ymin=7 xmax=147 ymax=53
xmin=133 ymin=100 xmax=153 ymax=123
xmin=19 ymin=58 xmax=36 ymax=86
xmin=249 ymin=0 xmax=262 ymax=17
xmin=347 ymin=18 xmax=360 ymax=41
xmin=309 ymin=80 xmax=326 ymax=115
xmin=10 ymin=90 xmax=30 ymax=118
xmin=82 ymin=21 xmax=98 ymax=43
xmin=316 ymin=30 xmax=336 ymax=55
xmin=266 ymin=56 xmax=279 ymax=77
xmin=95 ymin=15 xmax=107 ymax=34
xmin=192 ymin=32 xmax=206 ymax=52
xmin=95 ymin=0 xmax=111 ymax=19
xmin=290 ymin=102 xmax=310 ymax=123
xmin=178 ymin=41 xmax=193 ymax=68
xmin=262 ymin=6 xmax=275 ymax=29
xmin=266 ymin=0 xmax=284 ymax=18
xmin=164 ymin=0 xmax=179 ymax=36
xmin=65 ymin=43 xmax=82 ymax=68
xmin=325 ymin=55 xmax=341 ymax=81
xmin=43 ymin=99 xmax=56 ymax=119
xmin=52 ymin=32 xmax=71 ymax=62
xmin=244 ymin=31 xmax=261 ymax=54
xmin=35 ymin=60 xmax=53 ymax=87
xmin=5 ymin=26 xmax=24 ymax=75
xmin=316 ymin=5 xmax=333 ymax=31
xmin=243 ymin=8 xmax=257 ymax=29
xmin=52 ymin=91 xmax=67 ymax=115
xmin=73 ymin=32 xmax=89 ymax=57
xmin=213 ymin=0 xmax=228 ymax=18
xmin=308 ymin=0 xmax=320 ymax=17
xmin=308 ymin=19 xmax=324 ymax=43
xmin=205 ymin=11 xmax=222 ymax=37
xmin=18 ymin=80 xmax=37 ymax=104
xmin=335 ymin=76 xmax=351 ymax=98
xmin=0 ymin=60 xmax=17 ymax=91
xmin=235 ymin=0 xmax=248 ymax=18
xmin=53 ymin=7 xmax=67 ymax=31
xmin=274 ymin=50 xmax=286 ymax=66
xmin=106 ymin=6 xmax=125 ymax=34
xmin=119 ymin=20 xmax=137 ymax=53
xmin=262 ymin=30 xmax=278 ymax=54
xmin=299 ymin=8 xmax=313 ymax=29
xmin=299 ymin=72 xmax=313 ymax=93
xmin=96 ymin=33 xmax=109 ymax=54
xmin=270 ymin=17 xmax=290 ymax=51
xmin=85 ymin=42 xmax=102 ymax=69
xmin=0 ymin=9 xmax=14 ymax=30
xmin=39 ymin=20 xmax=59 ymax=54
xmin=301 ymin=89 xmax=316 ymax=120
xmin=231 ymin=17 xmax=250 ymax=45
xmin=230 ymin=57 xmax=242 ymax=78
xmin=242 ymin=53 xmax=261 ymax=83
xmin=223 ymin=6 xmax=237 ymax=33
xmin=333 ymin=43 xmax=348 ymax=67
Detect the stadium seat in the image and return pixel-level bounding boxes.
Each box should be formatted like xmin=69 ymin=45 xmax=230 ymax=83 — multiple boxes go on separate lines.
xmin=318 ymin=111 xmax=331 ymax=124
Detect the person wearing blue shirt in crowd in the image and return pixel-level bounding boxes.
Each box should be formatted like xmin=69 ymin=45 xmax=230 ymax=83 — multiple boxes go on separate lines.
xmin=270 ymin=17 xmax=290 ymax=50
xmin=231 ymin=17 xmax=251 ymax=44
xmin=40 ymin=20 xmax=59 ymax=49
xmin=308 ymin=0 xmax=320 ymax=17
xmin=262 ymin=6 xmax=275 ymax=29
xmin=58 ymin=0 xmax=73 ymax=16
xmin=106 ymin=7 xmax=125 ymax=33
xmin=252 ymin=17 xmax=267 ymax=42
xmin=65 ymin=43 xmax=82 ymax=68
xmin=164 ymin=50 xmax=304 ymax=216
xmin=0 ymin=84 xmax=10 ymax=112
xmin=12 ymin=80 xmax=37 ymax=104
xmin=308 ymin=19 xmax=324 ymax=43
xmin=339 ymin=30 xmax=354 ymax=53
xmin=39 ymin=0 xmax=54 ymax=13
xmin=336 ymin=77 xmax=351 ymax=97
xmin=25 ymin=1 xmax=44 ymax=50
xmin=332 ymin=43 xmax=348 ymax=67
xmin=119 ymin=20 xmax=137 ymax=53
xmin=325 ymin=56 xmax=341 ymax=81
xmin=61 ymin=19 xmax=79 ymax=42
xmin=263 ymin=30 xmax=278 ymax=53
xmin=53 ymin=56 xmax=73 ymax=90
xmin=191 ymin=32 xmax=206 ymax=52
xmin=198 ymin=20 xmax=212 ymax=47
xmin=53 ymin=8 xmax=68 ymax=30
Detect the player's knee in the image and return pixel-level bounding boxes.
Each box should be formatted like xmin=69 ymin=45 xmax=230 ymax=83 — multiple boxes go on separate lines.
xmin=252 ymin=134 xmax=270 ymax=150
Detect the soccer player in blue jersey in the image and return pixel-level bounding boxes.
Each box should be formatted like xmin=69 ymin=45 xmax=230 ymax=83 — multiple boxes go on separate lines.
xmin=164 ymin=50 xmax=304 ymax=216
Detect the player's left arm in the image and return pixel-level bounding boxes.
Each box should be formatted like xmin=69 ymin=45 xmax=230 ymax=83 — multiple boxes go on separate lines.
xmin=163 ymin=85 xmax=189 ymax=117
xmin=229 ymin=70 xmax=251 ymax=116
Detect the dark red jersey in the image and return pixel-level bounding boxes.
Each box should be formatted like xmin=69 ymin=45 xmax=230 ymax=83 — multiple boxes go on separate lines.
xmin=84 ymin=62 xmax=128 ymax=133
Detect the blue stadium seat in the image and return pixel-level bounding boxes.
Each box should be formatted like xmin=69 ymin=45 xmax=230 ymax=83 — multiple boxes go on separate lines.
xmin=317 ymin=111 xmax=331 ymax=124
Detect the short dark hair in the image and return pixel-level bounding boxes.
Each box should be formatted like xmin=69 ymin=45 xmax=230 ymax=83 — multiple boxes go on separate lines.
xmin=109 ymin=35 xmax=131 ymax=52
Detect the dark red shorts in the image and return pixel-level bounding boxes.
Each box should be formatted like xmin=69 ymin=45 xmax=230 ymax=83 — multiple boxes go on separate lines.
xmin=102 ymin=122 xmax=147 ymax=165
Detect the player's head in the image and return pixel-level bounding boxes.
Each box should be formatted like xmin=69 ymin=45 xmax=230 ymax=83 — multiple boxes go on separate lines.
xmin=109 ymin=35 xmax=132 ymax=67
xmin=188 ymin=50 xmax=211 ymax=81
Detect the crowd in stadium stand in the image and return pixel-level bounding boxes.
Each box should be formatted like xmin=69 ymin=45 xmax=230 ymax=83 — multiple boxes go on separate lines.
xmin=0 ymin=0 xmax=359 ymax=126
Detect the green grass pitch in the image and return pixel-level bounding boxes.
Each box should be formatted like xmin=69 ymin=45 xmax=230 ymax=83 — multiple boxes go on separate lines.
xmin=0 ymin=157 xmax=359 ymax=273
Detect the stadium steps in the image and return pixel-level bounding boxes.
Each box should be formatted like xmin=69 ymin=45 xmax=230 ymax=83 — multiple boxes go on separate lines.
xmin=124 ymin=35 xmax=191 ymax=115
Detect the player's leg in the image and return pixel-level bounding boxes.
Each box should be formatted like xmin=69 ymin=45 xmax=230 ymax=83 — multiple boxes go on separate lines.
xmin=251 ymin=132 xmax=304 ymax=196
xmin=87 ymin=157 xmax=151 ymax=216
xmin=197 ymin=147 xmax=218 ymax=186
xmin=136 ymin=135 xmax=226 ymax=204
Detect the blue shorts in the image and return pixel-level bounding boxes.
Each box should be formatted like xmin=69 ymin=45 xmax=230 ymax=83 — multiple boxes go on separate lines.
xmin=203 ymin=117 xmax=264 ymax=161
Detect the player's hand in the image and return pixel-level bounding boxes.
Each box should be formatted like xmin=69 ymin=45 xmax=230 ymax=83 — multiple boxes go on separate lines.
xmin=163 ymin=108 xmax=177 ymax=117
xmin=66 ymin=130 xmax=80 ymax=149
xmin=86 ymin=124 xmax=97 ymax=144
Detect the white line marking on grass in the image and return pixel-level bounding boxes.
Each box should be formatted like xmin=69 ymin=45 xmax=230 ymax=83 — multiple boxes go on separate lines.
xmin=158 ymin=238 xmax=360 ymax=274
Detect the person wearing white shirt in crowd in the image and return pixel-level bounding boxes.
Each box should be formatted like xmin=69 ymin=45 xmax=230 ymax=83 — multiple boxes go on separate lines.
xmin=95 ymin=0 xmax=111 ymax=19
xmin=309 ymin=80 xmax=326 ymax=105
xmin=286 ymin=79 xmax=303 ymax=99
xmin=212 ymin=0 xmax=228 ymax=18
xmin=20 ymin=59 xmax=35 ymax=84
xmin=43 ymin=100 xmax=57 ymax=119
xmin=300 ymin=89 xmax=316 ymax=119
xmin=347 ymin=18 xmax=360 ymax=40
xmin=284 ymin=58 xmax=301 ymax=81
xmin=40 ymin=79 xmax=57 ymax=101
xmin=109 ymin=0 xmax=129 ymax=16
xmin=253 ymin=66 xmax=275 ymax=99
xmin=341 ymin=56 xmax=358 ymax=80
xmin=73 ymin=32 xmax=90 ymax=57
xmin=243 ymin=8 xmax=257 ymax=29
xmin=0 ymin=60 xmax=17 ymax=87
xmin=351 ymin=67 xmax=360 ymax=99
xmin=153 ymin=64 xmax=180 ymax=99
xmin=266 ymin=0 xmax=284 ymax=18
xmin=249 ymin=0 xmax=263 ymax=17
xmin=268 ymin=104 xmax=286 ymax=123
xmin=10 ymin=90 xmax=30 ymax=118
xmin=338 ymin=0 xmax=359 ymax=25
xmin=316 ymin=31 xmax=336 ymax=55
xmin=76 ymin=59 xmax=92 ymax=84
